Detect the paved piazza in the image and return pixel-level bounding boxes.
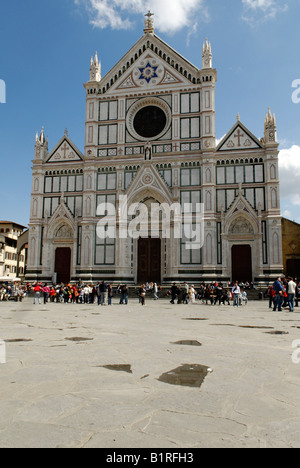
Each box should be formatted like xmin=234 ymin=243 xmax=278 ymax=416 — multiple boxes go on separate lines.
xmin=0 ymin=298 xmax=300 ymax=448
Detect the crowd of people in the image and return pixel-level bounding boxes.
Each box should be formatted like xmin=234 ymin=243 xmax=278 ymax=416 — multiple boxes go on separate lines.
xmin=266 ymin=277 xmax=300 ymax=312
xmin=167 ymin=281 xmax=249 ymax=307
xmin=1 ymin=277 xmax=299 ymax=311
xmin=0 ymin=283 xmax=30 ymax=302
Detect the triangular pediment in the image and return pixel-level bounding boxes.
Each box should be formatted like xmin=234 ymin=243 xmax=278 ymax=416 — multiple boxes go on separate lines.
xmin=224 ymin=187 xmax=259 ymax=232
xmin=46 ymin=134 xmax=84 ymax=163
xmin=126 ymin=163 xmax=173 ymax=205
xmin=217 ymin=121 xmax=263 ymax=152
xmin=46 ymin=199 xmax=76 ymax=239
xmin=94 ymin=33 xmax=201 ymax=96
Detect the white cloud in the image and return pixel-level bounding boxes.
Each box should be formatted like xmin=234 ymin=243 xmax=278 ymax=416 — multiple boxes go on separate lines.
xmin=279 ymin=145 xmax=300 ymax=209
xmin=76 ymin=0 xmax=287 ymax=33
xmin=242 ymin=0 xmax=288 ymax=24
xmin=76 ymin=0 xmax=207 ymax=33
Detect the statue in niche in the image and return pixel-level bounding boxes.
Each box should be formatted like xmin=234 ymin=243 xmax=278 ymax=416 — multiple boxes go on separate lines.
xmin=145 ymin=142 xmax=152 ymax=160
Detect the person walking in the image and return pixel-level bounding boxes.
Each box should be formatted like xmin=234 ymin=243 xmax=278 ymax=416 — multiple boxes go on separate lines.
xmin=287 ymin=277 xmax=297 ymax=312
xmin=170 ymin=283 xmax=177 ymax=305
xmin=273 ymin=277 xmax=284 ymax=312
xmin=232 ymin=282 xmax=241 ymax=308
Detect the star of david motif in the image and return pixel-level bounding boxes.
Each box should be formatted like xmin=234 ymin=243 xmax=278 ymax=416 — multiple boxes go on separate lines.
xmin=138 ymin=62 xmax=158 ymax=84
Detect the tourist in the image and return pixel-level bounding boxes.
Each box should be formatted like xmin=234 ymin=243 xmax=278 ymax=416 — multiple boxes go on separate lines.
xmin=97 ymin=282 xmax=102 ymax=306
xmin=214 ymin=282 xmax=223 ymax=305
xmin=120 ymin=284 xmax=128 ymax=305
xmin=139 ymin=284 xmax=146 ymax=306
xmin=287 ymin=277 xmax=296 ymax=312
xmin=225 ymin=288 xmax=232 ymax=305
xmin=241 ymin=289 xmax=248 ymax=306
xmin=83 ymin=285 xmax=89 ymax=304
xmin=42 ymin=283 xmax=50 ymax=304
xmin=50 ymin=287 xmax=56 ymax=302
xmin=33 ymin=283 xmax=42 ymax=305
xmin=189 ymin=285 xmax=196 ymax=304
xmin=267 ymin=284 xmax=275 ymax=309
xmin=232 ymin=282 xmax=241 ymax=308
xmin=153 ymin=282 xmax=159 ymax=301
xmin=177 ymin=285 xmax=185 ymax=304
xmin=273 ymin=277 xmax=284 ymax=312
xmin=183 ymin=282 xmax=189 ymax=304
xmin=170 ymin=283 xmax=177 ymax=304
xmin=108 ymin=284 xmax=113 ymax=305
xmin=296 ymin=282 xmax=300 ymax=308
xmin=100 ymin=281 xmax=108 ymax=306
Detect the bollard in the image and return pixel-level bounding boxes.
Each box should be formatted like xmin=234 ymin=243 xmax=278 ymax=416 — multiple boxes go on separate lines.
xmin=0 ymin=340 xmax=6 ymax=364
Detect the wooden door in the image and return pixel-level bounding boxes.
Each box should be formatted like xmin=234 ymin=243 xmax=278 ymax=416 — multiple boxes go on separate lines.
xmin=231 ymin=245 xmax=252 ymax=282
xmin=55 ymin=248 xmax=71 ymax=284
xmin=286 ymin=259 xmax=300 ymax=279
xmin=138 ymin=238 xmax=161 ymax=284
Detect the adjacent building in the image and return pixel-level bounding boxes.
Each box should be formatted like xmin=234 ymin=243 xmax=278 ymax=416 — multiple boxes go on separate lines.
xmin=0 ymin=221 xmax=27 ymax=279
xmin=282 ymin=218 xmax=300 ymax=279
xmin=26 ymin=13 xmax=283 ymax=285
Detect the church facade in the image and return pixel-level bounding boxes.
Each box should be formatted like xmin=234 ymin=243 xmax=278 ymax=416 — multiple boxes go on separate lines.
xmin=26 ymin=14 xmax=283 ymax=285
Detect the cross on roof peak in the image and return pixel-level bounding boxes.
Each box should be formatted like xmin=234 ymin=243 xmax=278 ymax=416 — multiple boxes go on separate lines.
xmin=145 ymin=11 xmax=154 ymax=18
xmin=144 ymin=11 xmax=155 ymax=33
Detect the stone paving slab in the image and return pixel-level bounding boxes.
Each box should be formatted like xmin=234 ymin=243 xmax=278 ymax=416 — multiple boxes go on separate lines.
xmin=0 ymin=298 xmax=300 ymax=448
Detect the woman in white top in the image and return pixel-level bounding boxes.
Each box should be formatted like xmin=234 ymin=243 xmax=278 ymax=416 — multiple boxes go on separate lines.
xmin=232 ymin=282 xmax=241 ymax=308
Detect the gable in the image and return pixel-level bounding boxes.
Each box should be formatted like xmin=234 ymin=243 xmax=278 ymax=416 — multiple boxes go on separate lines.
xmin=46 ymin=136 xmax=84 ymax=163
xmin=126 ymin=163 xmax=173 ymax=205
xmin=97 ymin=34 xmax=201 ymax=96
xmin=111 ymin=52 xmax=189 ymax=94
xmin=217 ymin=122 xmax=263 ymax=152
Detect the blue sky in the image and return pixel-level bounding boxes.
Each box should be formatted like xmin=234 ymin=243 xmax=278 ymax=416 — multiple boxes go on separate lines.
xmin=0 ymin=0 xmax=299 ymax=226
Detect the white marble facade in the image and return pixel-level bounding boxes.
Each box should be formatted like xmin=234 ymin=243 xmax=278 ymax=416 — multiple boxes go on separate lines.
xmin=26 ymin=15 xmax=283 ymax=285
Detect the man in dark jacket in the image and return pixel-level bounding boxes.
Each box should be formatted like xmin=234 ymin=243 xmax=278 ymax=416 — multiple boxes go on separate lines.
xmin=273 ymin=277 xmax=284 ymax=312
xmin=170 ymin=283 xmax=178 ymax=304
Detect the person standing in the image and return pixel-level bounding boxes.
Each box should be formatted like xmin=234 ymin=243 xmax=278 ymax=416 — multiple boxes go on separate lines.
xmin=120 ymin=284 xmax=128 ymax=305
xmin=153 ymin=282 xmax=159 ymax=301
xmin=287 ymin=277 xmax=297 ymax=312
xmin=232 ymin=282 xmax=241 ymax=308
xmin=183 ymin=282 xmax=189 ymax=304
xmin=42 ymin=283 xmax=50 ymax=304
xmin=267 ymin=284 xmax=275 ymax=309
xmin=33 ymin=283 xmax=42 ymax=305
xmin=189 ymin=285 xmax=196 ymax=304
xmin=139 ymin=284 xmax=146 ymax=306
xmin=273 ymin=277 xmax=284 ymax=312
